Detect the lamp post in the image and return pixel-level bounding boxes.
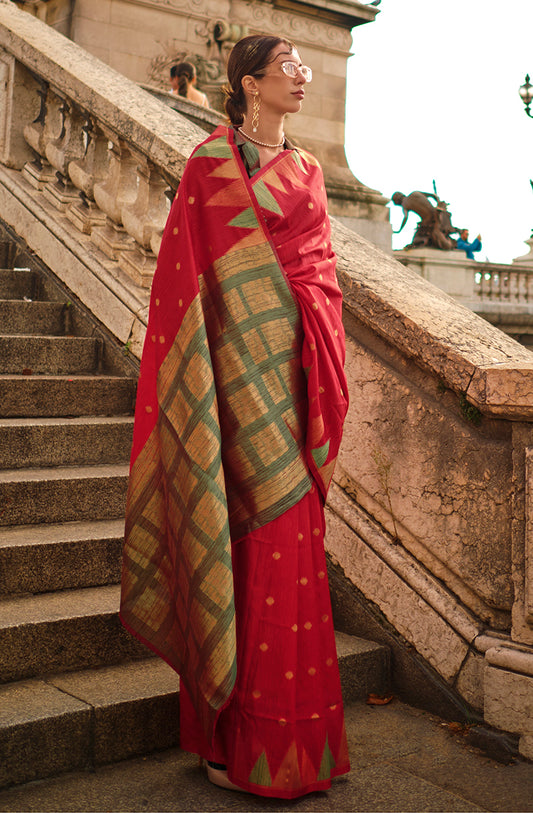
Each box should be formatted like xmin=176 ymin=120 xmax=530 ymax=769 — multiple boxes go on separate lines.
xmin=519 ymin=74 xmax=533 ymax=118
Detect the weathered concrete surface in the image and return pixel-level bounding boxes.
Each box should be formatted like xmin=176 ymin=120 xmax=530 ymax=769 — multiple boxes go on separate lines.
xmin=1 ymin=700 xmax=533 ymax=812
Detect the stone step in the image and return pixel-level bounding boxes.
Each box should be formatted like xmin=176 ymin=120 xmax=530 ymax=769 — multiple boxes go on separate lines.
xmin=0 ymin=268 xmax=35 ymax=300
xmin=0 ymin=464 xmax=128 ymax=526
xmin=0 ymin=584 xmax=148 ymax=683
xmin=0 ymin=299 xmax=65 ymax=335
xmin=0 ymin=633 xmax=389 ymax=790
xmin=0 ymin=519 xmax=124 ymax=595
xmin=0 ymin=375 xmax=136 ymax=418
xmin=0 ymin=416 xmax=133 ymax=469
xmin=0 ymin=335 xmax=102 ymax=375
xmin=0 ymin=659 xmax=180 ymax=790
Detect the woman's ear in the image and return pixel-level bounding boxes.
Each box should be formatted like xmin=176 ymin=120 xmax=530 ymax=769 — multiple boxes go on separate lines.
xmin=241 ymin=74 xmax=258 ymax=96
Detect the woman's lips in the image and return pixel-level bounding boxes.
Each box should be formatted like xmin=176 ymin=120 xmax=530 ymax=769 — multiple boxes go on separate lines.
xmin=293 ymin=90 xmax=305 ymax=99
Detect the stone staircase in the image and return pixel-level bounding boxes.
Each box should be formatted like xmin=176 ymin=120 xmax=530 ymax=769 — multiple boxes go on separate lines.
xmin=0 ymin=233 xmax=391 ymax=790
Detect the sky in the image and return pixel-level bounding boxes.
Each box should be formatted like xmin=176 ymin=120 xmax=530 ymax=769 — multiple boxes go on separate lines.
xmin=345 ymin=0 xmax=533 ymax=264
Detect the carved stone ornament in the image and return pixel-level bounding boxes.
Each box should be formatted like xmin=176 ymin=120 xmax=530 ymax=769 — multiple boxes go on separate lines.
xmin=234 ymin=0 xmax=352 ymax=53
xmin=147 ymin=41 xmax=224 ymax=91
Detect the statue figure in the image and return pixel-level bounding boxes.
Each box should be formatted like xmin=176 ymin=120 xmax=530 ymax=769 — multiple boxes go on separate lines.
xmin=455 ymin=228 xmax=482 ymax=260
xmin=392 ymin=190 xmax=458 ymax=251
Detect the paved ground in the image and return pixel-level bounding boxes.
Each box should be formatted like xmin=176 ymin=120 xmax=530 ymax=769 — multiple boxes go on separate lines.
xmin=1 ymin=700 xmax=532 ymax=812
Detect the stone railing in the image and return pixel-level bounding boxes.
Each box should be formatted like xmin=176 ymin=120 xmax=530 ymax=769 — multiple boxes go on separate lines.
xmin=2 ymin=1 xmax=533 ymax=757
xmin=396 ymin=247 xmax=533 ymax=314
xmin=0 ymin=0 xmax=211 ymax=353
xmin=475 ymin=263 xmax=533 ymax=307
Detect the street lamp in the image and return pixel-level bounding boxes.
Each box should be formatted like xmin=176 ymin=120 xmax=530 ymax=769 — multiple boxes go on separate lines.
xmin=519 ymin=74 xmax=533 ymax=117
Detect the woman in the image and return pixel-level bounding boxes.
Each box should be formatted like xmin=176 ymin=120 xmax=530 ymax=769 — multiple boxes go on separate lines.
xmin=121 ymin=34 xmax=349 ymax=798
xmin=170 ymin=61 xmax=209 ymax=107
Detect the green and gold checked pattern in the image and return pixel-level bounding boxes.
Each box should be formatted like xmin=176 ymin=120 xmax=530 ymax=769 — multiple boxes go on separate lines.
xmin=122 ymin=128 xmax=317 ymax=742
xmin=199 ymin=241 xmax=312 ymax=536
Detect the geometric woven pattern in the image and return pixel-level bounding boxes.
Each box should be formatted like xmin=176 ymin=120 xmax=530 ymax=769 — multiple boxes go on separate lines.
xmin=121 ymin=127 xmax=318 ymax=743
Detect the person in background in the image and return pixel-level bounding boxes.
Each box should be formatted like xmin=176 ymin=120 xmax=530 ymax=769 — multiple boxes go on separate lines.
xmin=170 ymin=61 xmax=209 ymax=107
xmin=122 ymin=34 xmax=349 ymax=799
xmin=456 ymin=228 xmax=482 ymax=260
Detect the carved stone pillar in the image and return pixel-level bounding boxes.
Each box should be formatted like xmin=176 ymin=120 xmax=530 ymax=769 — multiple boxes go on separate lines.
xmin=43 ymin=98 xmax=86 ymax=211
xmin=119 ymin=156 xmax=169 ymax=286
xmin=91 ymin=134 xmax=137 ymax=261
xmin=67 ymin=118 xmax=109 ymax=234
xmin=22 ymin=82 xmax=60 ymax=188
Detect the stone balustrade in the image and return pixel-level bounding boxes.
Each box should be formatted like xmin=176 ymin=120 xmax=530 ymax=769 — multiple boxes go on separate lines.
xmin=2 ymin=1 xmax=533 ymax=759
xmin=396 ymin=246 xmax=533 ymax=313
xmin=0 ymin=0 xmax=209 ymax=299
xmin=476 ymin=263 xmax=533 ymax=306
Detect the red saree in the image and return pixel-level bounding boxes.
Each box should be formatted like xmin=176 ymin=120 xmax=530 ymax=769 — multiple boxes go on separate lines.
xmin=120 ymin=125 xmax=349 ymax=797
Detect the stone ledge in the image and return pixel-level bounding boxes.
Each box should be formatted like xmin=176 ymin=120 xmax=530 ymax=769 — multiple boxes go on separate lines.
xmin=333 ymin=219 xmax=533 ymax=418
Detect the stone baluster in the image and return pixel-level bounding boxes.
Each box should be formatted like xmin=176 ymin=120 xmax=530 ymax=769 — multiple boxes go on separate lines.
xmin=22 ymin=81 xmax=61 ymax=188
xmin=477 ymin=268 xmax=486 ymax=301
xmin=150 ymin=187 xmax=174 ymax=259
xmin=501 ymin=272 xmax=510 ymax=302
xmin=488 ymin=269 xmax=497 ymax=301
xmin=527 ymin=272 xmax=533 ymax=304
xmin=119 ymin=155 xmax=170 ymax=287
xmin=481 ymin=269 xmax=491 ymax=301
xmin=43 ymin=97 xmax=86 ymax=211
xmin=509 ymin=270 xmax=519 ymax=302
xmin=91 ymin=132 xmax=138 ymax=261
xmin=67 ymin=117 xmax=109 ymax=234
xmin=517 ymin=272 xmax=528 ymax=303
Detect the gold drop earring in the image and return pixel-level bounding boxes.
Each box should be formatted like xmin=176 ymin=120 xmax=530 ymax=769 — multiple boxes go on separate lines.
xmin=251 ymin=93 xmax=261 ymax=133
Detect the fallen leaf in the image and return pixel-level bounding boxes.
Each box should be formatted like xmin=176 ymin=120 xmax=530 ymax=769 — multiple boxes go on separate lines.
xmin=366 ymin=693 xmax=394 ymax=706
xmin=21 ymin=368 xmax=33 ymax=375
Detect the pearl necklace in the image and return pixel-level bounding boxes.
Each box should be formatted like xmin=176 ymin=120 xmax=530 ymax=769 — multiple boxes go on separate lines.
xmin=238 ymin=127 xmax=285 ymax=149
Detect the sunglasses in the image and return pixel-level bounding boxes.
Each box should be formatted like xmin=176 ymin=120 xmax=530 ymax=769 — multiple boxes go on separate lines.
xmin=279 ymin=61 xmax=313 ymax=82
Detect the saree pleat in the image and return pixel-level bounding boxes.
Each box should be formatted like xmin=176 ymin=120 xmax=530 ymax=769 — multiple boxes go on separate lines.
xmin=180 ymin=487 xmax=349 ymax=797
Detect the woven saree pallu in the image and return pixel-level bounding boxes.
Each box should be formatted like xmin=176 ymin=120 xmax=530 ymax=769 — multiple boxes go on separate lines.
xmin=120 ymin=125 xmax=348 ymax=745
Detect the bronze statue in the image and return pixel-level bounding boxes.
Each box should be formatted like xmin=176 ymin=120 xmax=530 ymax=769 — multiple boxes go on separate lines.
xmin=392 ymin=190 xmax=458 ymax=250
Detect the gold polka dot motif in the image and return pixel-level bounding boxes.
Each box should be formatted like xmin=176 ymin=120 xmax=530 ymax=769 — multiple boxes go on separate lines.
xmin=252 ymin=690 xmax=261 ymax=699
xmin=285 ymin=671 xmax=294 ymax=680
xmin=173 ymin=227 xmax=179 ymax=235
xmin=265 ymin=596 xmax=275 ymax=606
xmin=188 ymin=196 xmax=195 ymax=204
xmin=259 ymin=642 xmax=269 ymax=652
xmin=304 ymin=621 xmax=312 ymax=630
